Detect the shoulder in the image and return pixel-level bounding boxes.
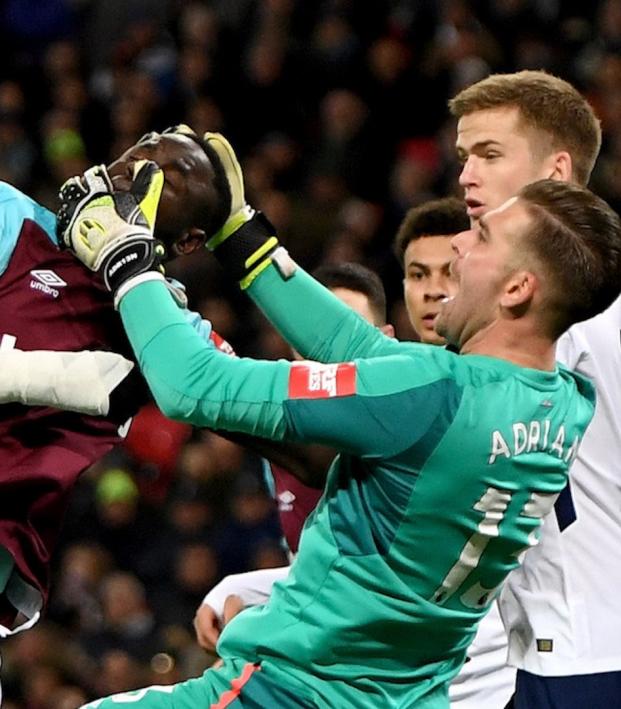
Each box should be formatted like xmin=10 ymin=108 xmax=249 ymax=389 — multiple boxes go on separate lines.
xmin=0 ymin=182 xmax=57 ymax=245
xmin=354 ymin=342 xmax=465 ymax=397
xmin=558 ymin=363 xmax=596 ymax=408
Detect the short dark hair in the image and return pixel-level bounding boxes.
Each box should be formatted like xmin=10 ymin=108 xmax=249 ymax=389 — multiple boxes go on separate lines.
xmin=312 ymin=262 xmax=387 ymax=325
xmin=519 ymin=179 xmax=621 ymax=336
xmin=449 ymin=71 xmax=601 ymax=186
xmin=394 ymin=197 xmax=469 ymax=262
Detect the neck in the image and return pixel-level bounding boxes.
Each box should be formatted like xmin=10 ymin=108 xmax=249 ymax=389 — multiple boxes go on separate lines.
xmin=459 ymin=318 xmax=557 ymax=371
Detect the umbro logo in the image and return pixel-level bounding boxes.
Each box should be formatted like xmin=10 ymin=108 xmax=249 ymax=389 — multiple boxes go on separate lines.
xmin=29 ymin=270 xmax=67 ymax=298
xmin=278 ymin=490 xmax=296 ymax=511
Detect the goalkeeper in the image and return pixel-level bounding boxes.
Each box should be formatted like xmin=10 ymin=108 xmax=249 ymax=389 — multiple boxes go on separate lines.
xmin=62 ymin=136 xmax=621 ymax=708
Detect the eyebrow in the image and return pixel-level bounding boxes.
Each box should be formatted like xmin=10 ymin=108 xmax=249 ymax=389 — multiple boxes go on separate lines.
xmin=456 ymin=139 xmax=503 ymax=155
xmin=407 ymin=260 xmax=452 ymax=271
xmin=407 ymin=261 xmax=430 ymax=272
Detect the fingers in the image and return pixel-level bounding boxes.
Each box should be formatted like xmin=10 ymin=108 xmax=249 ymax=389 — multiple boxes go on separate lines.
xmin=130 ymin=160 xmax=164 ymax=229
xmin=223 ymin=594 xmax=244 ymax=625
xmin=162 ymin=124 xmax=196 ymax=138
xmin=193 ymin=604 xmax=221 ymax=652
xmin=204 ymin=132 xmax=245 ymax=214
xmin=82 ymin=164 xmax=113 ymax=194
xmin=194 ymin=595 xmax=245 ymax=654
xmin=56 ymin=165 xmax=113 ymax=247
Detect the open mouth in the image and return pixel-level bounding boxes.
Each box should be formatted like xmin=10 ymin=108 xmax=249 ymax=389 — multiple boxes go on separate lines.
xmin=422 ymin=313 xmax=439 ymax=327
xmin=465 ymin=198 xmax=485 ymax=218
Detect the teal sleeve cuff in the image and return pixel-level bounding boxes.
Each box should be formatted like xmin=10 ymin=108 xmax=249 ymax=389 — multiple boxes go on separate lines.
xmin=119 ymin=280 xmax=189 ymax=355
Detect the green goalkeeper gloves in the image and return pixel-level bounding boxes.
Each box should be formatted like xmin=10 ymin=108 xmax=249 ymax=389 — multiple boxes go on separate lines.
xmin=204 ymin=132 xmax=296 ymax=289
xmin=57 ymin=160 xmax=167 ymax=307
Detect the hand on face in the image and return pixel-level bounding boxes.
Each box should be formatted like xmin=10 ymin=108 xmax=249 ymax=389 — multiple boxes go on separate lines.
xmin=106 ymin=126 xmax=226 ymax=254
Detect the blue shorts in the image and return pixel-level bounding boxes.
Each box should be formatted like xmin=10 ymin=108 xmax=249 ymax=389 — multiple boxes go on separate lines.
xmin=506 ymin=668 xmax=621 ymax=709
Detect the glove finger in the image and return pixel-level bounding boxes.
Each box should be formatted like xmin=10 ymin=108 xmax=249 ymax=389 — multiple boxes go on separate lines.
xmin=130 ymin=160 xmax=164 ymax=229
xmin=82 ymin=164 xmax=113 ymax=194
xmin=57 ymin=176 xmax=86 ymax=246
xmin=59 ymin=174 xmax=86 ymax=200
xmin=57 ymin=172 xmax=104 ymax=247
xmin=204 ymin=132 xmax=245 ymax=214
xmin=162 ymin=124 xmax=197 ymax=138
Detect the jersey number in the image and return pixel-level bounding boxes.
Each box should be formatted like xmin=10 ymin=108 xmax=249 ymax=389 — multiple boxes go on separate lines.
xmin=432 ymin=486 xmax=558 ymax=606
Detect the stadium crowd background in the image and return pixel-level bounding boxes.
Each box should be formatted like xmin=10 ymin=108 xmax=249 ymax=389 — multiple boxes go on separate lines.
xmin=1 ymin=0 xmax=621 ymax=705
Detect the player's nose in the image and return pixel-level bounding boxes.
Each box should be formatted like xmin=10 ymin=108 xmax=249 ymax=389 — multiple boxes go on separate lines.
xmin=458 ymin=156 xmax=479 ymax=187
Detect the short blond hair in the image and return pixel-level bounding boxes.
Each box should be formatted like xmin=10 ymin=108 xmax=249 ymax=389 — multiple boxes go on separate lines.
xmin=449 ymin=71 xmax=601 ymax=186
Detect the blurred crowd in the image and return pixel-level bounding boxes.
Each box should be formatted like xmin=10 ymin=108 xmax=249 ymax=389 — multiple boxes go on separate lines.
xmin=2 ymin=0 xmax=621 ymax=705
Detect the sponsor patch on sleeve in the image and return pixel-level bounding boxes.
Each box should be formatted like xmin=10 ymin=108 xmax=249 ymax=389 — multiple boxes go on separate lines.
xmin=288 ymin=362 xmax=357 ymax=399
xmin=210 ymin=330 xmax=236 ymax=356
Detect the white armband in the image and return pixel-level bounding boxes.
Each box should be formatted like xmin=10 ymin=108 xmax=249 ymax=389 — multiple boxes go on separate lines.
xmin=0 ymin=349 xmax=134 ymax=415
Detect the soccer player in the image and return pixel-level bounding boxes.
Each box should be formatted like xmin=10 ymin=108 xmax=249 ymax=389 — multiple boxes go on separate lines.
xmin=198 ymin=204 xmax=515 ymax=709
xmin=0 ymin=127 xmax=229 ymax=644
xmin=395 ymin=197 xmax=465 ymax=346
xmin=449 ymin=70 xmax=621 ymax=707
xmin=62 ymin=132 xmax=621 ymax=708
xmin=194 ymin=261 xmax=394 ymax=653
xmin=395 ymin=197 xmax=515 ymax=708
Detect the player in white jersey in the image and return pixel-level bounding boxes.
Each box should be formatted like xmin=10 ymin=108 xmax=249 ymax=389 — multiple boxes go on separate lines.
xmin=449 ymin=70 xmax=621 ymax=707
xmin=501 ymin=295 xmax=621 ymax=704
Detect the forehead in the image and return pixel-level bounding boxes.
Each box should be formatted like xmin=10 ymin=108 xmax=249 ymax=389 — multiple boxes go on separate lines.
xmin=112 ymin=133 xmax=211 ymax=171
xmin=456 ymin=106 xmax=531 ymax=150
xmin=405 ymin=235 xmax=454 ymax=265
xmin=330 ymin=287 xmax=375 ymax=323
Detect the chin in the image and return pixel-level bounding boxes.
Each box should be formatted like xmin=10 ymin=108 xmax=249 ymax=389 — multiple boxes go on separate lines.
xmin=421 ymin=332 xmax=447 ymax=346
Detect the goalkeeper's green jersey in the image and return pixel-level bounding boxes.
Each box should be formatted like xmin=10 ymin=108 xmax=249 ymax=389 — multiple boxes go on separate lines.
xmin=120 ymin=264 xmax=595 ymax=708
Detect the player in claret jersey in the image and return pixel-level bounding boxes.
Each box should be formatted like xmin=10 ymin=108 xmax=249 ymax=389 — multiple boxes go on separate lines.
xmin=0 ymin=126 xmax=230 ymax=649
xmin=62 ymin=129 xmax=621 ymax=708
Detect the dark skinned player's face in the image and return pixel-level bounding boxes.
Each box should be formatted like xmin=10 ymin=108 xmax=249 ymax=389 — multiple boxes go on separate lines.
xmin=107 ymin=132 xmax=221 ymax=256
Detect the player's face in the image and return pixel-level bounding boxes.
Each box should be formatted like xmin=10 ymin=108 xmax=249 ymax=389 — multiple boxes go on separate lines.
xmin=331 ymin=287 xmax=393 ymax=336
xmin=435 ymin=197 xmax=532 ymax=348
xmin=402 ymin=236 xmax=457 ymax=345
xmin=456 ymin=106 xmax=553 ymax=222
xmin=107 ymin=132 xmax=220 ymax=253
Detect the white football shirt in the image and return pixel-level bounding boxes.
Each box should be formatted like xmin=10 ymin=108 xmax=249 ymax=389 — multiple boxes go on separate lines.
xmin=501 ymin=296 xmax=621 ymax=675
xmin=450 ymin=601 xmax=515 ymax=708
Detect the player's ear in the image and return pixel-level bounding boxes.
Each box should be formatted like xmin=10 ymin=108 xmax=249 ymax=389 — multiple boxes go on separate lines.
xmin=174 ymin=228 xmax=207 ymax=255
xmin=547 ymin=151 xmax=572 ymax=183
xmin=500 ymin=270 xmax=536 ymax=310
xmin=380 ymin=323 xmax=395 ymax=338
